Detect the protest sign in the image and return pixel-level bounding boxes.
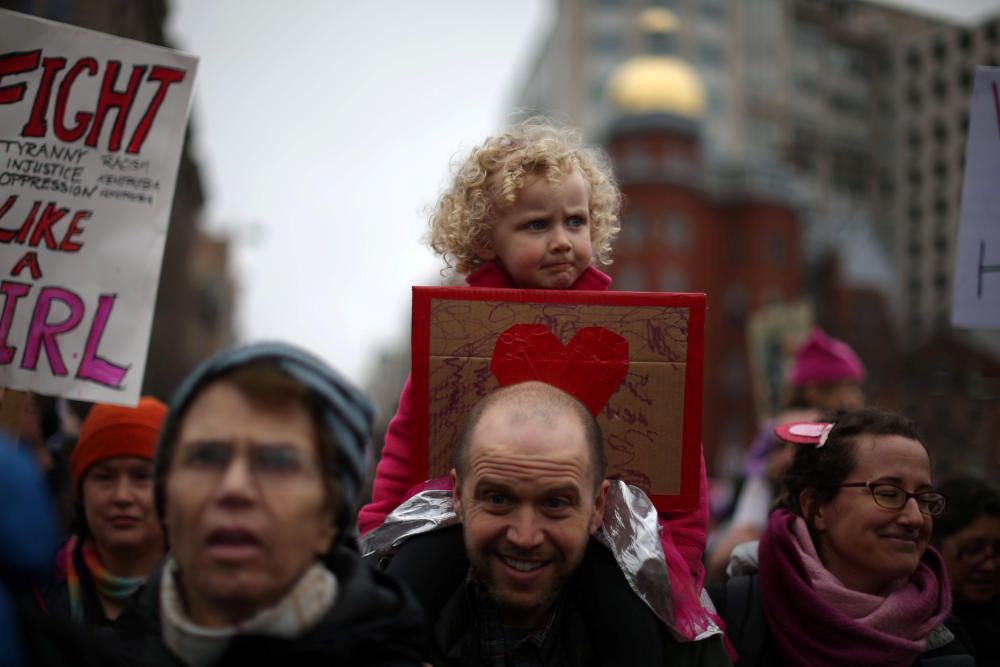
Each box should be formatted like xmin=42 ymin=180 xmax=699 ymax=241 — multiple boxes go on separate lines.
xmin=747 ymin=301 xmax=812 ymax=422
xmin=0 ymin=9 xmax=197 ymax=405
xmin=952 ymin=66 xmax=1000 ymax=329
xmin=411 ymin=287 xmax=705 ymax=512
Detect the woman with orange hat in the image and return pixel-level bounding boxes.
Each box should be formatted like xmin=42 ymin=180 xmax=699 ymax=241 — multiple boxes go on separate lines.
xmin=36 ymin=397 xmax=168 ymax=626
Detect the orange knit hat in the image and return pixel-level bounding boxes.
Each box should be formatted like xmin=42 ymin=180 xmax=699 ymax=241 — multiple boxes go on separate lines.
xmin=70 ymin=396 xmax=167 ymax=492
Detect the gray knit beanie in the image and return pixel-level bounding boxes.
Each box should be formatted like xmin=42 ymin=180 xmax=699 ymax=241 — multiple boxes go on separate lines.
xmin=153 ymin=341 xmax=374 ymax=546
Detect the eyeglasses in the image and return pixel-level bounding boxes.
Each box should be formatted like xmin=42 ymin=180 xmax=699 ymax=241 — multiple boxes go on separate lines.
xmin=946 ymin=539 xmax=1000 ymax=565
xmin=839 ymin=482 xmax=947 ymax=516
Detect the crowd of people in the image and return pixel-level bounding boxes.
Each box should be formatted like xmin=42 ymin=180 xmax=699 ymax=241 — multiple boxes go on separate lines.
xmin=2 ymin=121 xmax=997 ymax=666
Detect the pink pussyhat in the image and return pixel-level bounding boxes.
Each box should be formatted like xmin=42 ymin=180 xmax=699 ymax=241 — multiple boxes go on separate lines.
xmin=789 ymin=328 xmax=866 ymax=387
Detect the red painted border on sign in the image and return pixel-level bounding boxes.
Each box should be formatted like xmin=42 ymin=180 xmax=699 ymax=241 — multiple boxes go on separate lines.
xmin=410 ymin=286 xmax=706 ymax=512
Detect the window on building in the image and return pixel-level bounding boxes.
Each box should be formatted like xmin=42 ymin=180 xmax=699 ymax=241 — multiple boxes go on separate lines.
xmin=665 ymin=153 xmax=693 ymax=178
xmin=906 ymin=86 xmax=922 ymax=110
xmin=829 ymin=92 xmax=862 ymax=116
xmin=723 ymin=354 xmax=747 ymax=399
xmin=700 ymin=0 xmax=726 ymax=19
xmin=624 ymin=141 xmax=651 ymax=174
xmin=932 ymin=118 xmax=948 ymax=144
xmin=658 ymin=267 xmax=688 ymax=292
xmin=590 ymin=78 xmax=606 ymax=103
xmin=907 ymin=168 xmax=922 ymax=187
xmin=959 ymin=66 xmax=973 ymax=93
xmin=665 ymin=213 xmax=691 ymax=249
xmin=623 ymin=212 xmax=645 ymax=246
xmin=931 ymin=38 xmax=947 ymax=63
xmin=933 ymin=196 xmax=948 ymax=217
xmin=907 ymin=127 xmax=922 ymax=151
xmin=848 ymin=53 xmax=870 ymax=79
xmin=906 ymin=48 xmax=922 ymax=71
xmin=615 ymin=265 xmax=644 ymax=291
xmin=933 ymin=159 xmax=948 ymax=180
xmin=985 ymin=20 xmax=998 ymax=45
xmin=932 ymin=76 xmax=948 ymax=100
xmin=762 ymin=285 xmax=783 ymax=304
xmin=591 ymin=31 xmax=623 ymax=55
xmin=881 ymin=175 xmax=894 ymax=197
xmin=708 ymin=86 xmax=726 ymax=116
xmin=700 ymin=41 xmax=726 ymax=67
xmin=832 ymin=148 xmax=868 ymax=195
xmin=958 ymin=30 xmax=973 ymax=53
xmin=724 ymin=285 xmax=748 ymax=321
xmin=828 ymin=47 xmax=852 ymax=77
xmin=908 ymin=204 xmax=922 ymax=224
xmin=908 ymin=241 xmax=922 ymax=259
xmin=766 ymin=232 xmax=785 ymax=264
xmin=727 ymin=228 xmax=746 ymax=264
xmin=796 ymin=73 xmax=818 ymax=96
xmin=790 ymin=128 xmax=816 ymax=171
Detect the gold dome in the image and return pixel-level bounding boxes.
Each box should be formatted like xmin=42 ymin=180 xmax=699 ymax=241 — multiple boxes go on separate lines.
xmin=608 ymin=55 xmax=706 ymax=117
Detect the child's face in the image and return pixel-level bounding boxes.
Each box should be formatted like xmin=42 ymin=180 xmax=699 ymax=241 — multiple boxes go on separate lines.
xmin=478 ymin=170 xmax=593 ymax=289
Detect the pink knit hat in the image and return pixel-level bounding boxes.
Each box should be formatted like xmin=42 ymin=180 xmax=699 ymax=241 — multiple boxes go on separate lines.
xmin=789 ymin=328 xmax=865 ymax=387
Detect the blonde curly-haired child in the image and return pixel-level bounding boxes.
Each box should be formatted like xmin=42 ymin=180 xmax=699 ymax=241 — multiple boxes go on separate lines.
xmin=358 ymin=119 xmax=710 ymax=594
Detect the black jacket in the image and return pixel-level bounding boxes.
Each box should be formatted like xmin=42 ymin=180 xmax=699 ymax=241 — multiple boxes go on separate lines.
xmin=385 ymin=525 xmax=732 ymax=667
xmin=107 ymin=546 xmax=427 ymax=666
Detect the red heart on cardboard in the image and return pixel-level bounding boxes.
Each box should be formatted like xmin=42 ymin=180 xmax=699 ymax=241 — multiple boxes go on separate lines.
xmin=490 ymin=323 xmax=629 ymax=415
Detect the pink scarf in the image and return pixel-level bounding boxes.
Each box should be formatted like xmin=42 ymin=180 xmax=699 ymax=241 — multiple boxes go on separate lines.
xmin=758 ymin=509 xmax=952 ymax=667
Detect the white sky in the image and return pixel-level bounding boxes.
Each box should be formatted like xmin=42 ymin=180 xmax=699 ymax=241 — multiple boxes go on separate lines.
xmin=165 ymin=1 xmax=552 ymax=384
xmin=165 ymin=0 xmax=998 ymax=386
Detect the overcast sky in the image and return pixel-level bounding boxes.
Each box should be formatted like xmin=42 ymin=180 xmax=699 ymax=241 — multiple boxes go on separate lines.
xmin=165 ymin=0 xmax=998 ymax=386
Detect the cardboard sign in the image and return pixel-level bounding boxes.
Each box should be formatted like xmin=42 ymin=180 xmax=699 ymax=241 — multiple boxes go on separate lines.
xmin=747 ymin=301 xmax=813 ymax=422
xmin=0 ymin=9 xmax=198 ymax=405
xmin=952 ymin=66 xmax=1000 ymax=329
xmin=411 ymin=287 xmax=705 ymax=512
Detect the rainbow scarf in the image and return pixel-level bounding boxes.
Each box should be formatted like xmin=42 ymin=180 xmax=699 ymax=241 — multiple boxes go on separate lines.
xmin=65 ymin=535 xmax=146 ymax=623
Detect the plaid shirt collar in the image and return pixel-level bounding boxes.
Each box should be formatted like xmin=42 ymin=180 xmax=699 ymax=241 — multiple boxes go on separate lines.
xmin=470 ymin=577 xmax=562 ymax=667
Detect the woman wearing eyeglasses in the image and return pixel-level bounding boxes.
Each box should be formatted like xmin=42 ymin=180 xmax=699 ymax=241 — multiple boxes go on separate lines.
xmin=709 ymin=409 xmax=974 ymax=666
xmin=933 ymin=476 xmax=1000 ymax=665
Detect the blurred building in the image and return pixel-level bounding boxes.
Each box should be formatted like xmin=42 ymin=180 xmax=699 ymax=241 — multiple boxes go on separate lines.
xmin=600 ymin=14 xmax=805 ymax=470
xmin=897 ymin=331 xmax=1000 ymax=477
xmin=517 ymin=0 xmax=936 ymax=253
xmin=2 ymin=0 xmax=237 ymax=400
xmin=887 ymin=12 xmax=1000 ymax=475
xmin=514 ymin=0 xmax=1000 ymax=474
xmin=891 ymin=13 xmax=1000 ymax=343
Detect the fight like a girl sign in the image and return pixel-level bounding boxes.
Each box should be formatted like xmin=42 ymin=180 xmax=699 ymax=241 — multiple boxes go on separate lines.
xmin=0 ymin=9 xmax=197 ymax=405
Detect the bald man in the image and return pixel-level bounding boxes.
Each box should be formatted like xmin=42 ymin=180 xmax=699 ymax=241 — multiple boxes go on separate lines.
xmin=386 ymin=382 xmax=731 ymax=666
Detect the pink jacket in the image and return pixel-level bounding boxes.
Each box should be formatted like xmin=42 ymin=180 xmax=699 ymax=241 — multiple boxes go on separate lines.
xmin=357 ymin=261 xmax=708 ymax=588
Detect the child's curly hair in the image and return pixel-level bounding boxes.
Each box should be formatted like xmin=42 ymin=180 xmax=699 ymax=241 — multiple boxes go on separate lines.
xmin=428 ymin=119 xmax=621 ymax=275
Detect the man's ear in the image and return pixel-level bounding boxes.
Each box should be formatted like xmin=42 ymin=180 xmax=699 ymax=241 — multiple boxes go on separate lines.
xmin=589 ymin=480 xmax=610 ymax=535
xmin=450 ymin=468 xmax=463 ymax=518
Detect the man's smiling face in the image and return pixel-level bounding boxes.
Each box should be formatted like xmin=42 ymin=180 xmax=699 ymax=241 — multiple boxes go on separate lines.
xmin=452 ymin=395 xmax=607 ymax=629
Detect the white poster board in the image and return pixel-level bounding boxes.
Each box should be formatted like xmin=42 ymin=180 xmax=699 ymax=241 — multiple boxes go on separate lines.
xmin=952 ymin=66 xmax=1000 ymax=329
xmin=0 ymin=9 xmax=197 ymax=405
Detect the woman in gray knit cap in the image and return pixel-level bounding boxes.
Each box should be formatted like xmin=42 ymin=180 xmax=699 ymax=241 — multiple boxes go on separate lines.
xmin=111 ymin=342 xmax=426 ymax=667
